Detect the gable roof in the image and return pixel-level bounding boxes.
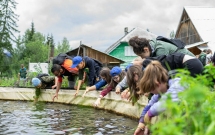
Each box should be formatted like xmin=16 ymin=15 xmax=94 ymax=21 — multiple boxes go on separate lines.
xmin=176 ymin=6 xmax=215 ymax=42
xmin=66 ymin=44 xmax=125 ymax=63
xmin=105 ymin=27 xmax=157 ymax=54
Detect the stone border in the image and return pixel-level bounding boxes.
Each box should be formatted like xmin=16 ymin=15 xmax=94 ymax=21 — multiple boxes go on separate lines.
xmin=0 ymin=87 xmax=149 ymax=119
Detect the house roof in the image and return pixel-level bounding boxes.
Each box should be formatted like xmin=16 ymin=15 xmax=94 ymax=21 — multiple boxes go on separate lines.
xmin=66 ymin=44 xmax=125 ymax=63
xmin=177 ymin=6 xmax=215 ymax=42
xmin=185 ymin=41 xmax=208 ymax=49
xmin=176 ymin=6 xmax=215 ymax=51
xmin=105 ymin=27 xmax=157 ymax=54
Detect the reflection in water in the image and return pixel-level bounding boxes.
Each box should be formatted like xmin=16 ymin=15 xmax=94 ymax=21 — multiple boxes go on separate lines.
xmin=0 ymin=100 xmax=136 ymax=135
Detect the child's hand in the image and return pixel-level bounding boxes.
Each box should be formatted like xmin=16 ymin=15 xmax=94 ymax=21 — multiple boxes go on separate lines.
xmin=74 ymin=91 xmax=79 ymax=96
xmin=121 ymin=89 xmax=130 ymax=100
xmin=82 ymin=88 xmax=89 ymax=97
xmin=115 ymin=88 xmax=121 ymax=94
xmin=134 ymin=123 xmax=145 ymax=135
xmin=144 ymin=112 xmax=151 ymax=124
xmin=93 ymin=98 xmax=101 ymax=107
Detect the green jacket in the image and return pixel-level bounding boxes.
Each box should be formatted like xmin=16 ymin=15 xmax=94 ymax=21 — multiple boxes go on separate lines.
xmin=150 ymin=39 xmax=195 ymax=57
xmin=19 ymin=68 xmax=27 ymax=78
xmin=40 ymin=76 xmax=55 ymax=88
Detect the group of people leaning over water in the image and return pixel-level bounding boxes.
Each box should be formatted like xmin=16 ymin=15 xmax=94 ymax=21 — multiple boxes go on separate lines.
xmin=31 ymin=35 xmax=214 ymax=135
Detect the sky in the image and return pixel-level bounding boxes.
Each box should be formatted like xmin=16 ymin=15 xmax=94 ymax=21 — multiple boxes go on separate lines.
xmin=15 ymin=0 xmax=215 ymax=52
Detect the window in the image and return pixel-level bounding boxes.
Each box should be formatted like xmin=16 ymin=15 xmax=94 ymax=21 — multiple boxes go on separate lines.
xmin=124 ymin=46 xmax=136 ymax=56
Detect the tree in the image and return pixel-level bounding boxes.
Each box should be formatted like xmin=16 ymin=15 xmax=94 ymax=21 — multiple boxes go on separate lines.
xmin=28 ymin=22 xmax=35 ymax=42
xmin=0 ymin=0 xmax=19 ymax=49
xmin=0 ymin=0 xmax=19 ymax=76
xmin=169 ymin=30 xmax=175 ymax=39
xmin=55 ymin=37 xmax=71 ymax=56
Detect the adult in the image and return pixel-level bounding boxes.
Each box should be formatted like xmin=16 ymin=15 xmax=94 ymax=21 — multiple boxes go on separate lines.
xmin=51 ymin=57 xmax=79 ymax=101
xmin=128 ymin=36 xmax=195 ymax=59
xmin=71 ymin=56 xmax=103 ymax=96
xmin=32 ymin=74 xmax=58 ymax=102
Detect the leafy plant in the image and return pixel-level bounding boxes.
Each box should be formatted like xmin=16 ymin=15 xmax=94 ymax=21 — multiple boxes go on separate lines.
xmin=151 ymin=64 xmax=215 ymax=135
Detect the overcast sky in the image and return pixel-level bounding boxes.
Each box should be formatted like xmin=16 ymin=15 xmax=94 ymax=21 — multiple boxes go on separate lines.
xmin=15 ymin=0 xmax=215 ymax=51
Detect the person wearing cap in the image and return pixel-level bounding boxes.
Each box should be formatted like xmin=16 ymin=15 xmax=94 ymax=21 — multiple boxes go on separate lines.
xmin=71 ymin=56 xmax=103 ymax=96
xmin=93 ymin=66 xmax=126 ymax=107
xmin=32 ymin=75 xmax=58 ymax=103
xmin=107 ymin=66 xmax=126 ymax=95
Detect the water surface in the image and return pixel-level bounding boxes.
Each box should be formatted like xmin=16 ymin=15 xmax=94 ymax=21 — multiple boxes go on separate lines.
xmin=0 ymin=100 xmax=137 ymax=135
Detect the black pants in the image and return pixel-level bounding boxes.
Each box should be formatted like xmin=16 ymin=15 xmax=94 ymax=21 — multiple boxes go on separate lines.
xmin=183 ymin=59 xmax=204 ymax=77
xmin=68 ymin=75 xmax=76 ymax=89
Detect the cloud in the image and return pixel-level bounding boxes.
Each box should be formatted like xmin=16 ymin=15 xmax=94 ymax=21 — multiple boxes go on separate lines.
xmin=16 ymin=0 xmax=215 ymax=51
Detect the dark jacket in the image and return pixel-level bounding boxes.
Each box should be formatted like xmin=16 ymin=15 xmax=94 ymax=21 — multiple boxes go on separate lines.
xmin=78 ymin=56 xmax=102 ymax=86
xmin=147 ymin=52 xmax=185 ymax=70
xmin=145 ymin=52 xmax=203 ymax=77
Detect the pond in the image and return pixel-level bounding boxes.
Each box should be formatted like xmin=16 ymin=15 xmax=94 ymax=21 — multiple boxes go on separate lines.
xmin=0 ymin=100 xmax=137 ymax=135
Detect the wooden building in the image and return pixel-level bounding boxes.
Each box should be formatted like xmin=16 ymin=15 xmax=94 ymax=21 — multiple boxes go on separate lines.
xmin=66 ymin=44 xmax=125 ymax=68
xmin=175 ymin=7 xmax=215 ymax=55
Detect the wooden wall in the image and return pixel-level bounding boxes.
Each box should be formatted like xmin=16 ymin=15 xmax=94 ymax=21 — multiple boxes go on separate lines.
xmin=66 ymin=46 xmax=124 ymax=67
xmin=176 ymin=11 xmax=202 ymax=45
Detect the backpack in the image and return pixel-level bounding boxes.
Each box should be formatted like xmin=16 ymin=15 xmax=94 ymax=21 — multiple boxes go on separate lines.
xmin=198 ymin=53 xmax=207 ymax=66
xmin=92 ymin=58 xmax=103 ymax=67
xmin=52 ymin=53 xmax=74 ymax=65
xmin=156 ymin=36 xmax=185 ymax=50
xmin=36 ymin=73 xmax=49 ymax=84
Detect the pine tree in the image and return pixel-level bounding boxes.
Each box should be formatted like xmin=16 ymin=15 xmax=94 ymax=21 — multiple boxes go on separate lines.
xmin=0 ymin=0 xmax=19 ymax=50
xmin=28 ymin=21 xmax=35 ymax=41
xmin=0 ymin=0 xmax=19 ymax=76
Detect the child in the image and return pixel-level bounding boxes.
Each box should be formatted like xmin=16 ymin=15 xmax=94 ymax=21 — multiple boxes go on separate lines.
xmin=94 ymin=66 xmax=126 ymax=106
xmin=133 ymin=61 xmax=185 ymax=135
xmin=83 ymin=66 xmax=126 ymax=107
xmin=32 ymin=74 xmax=58 ymax=103
xmin=71 ymin=56 xmax=102 ymax=96
xmin=125 ymin=65 xmax=144 ymax=104
xmin=82 ymin=68 xmax=111 ymax=97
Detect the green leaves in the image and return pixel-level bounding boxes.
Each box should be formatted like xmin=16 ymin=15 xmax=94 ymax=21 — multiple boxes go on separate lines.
xmin=151 ymin=64 xmax=215 ymax=135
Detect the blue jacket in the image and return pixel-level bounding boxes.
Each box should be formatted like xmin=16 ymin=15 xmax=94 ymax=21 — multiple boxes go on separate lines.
xmin=95 ymin=80 xmax=107 ymax=90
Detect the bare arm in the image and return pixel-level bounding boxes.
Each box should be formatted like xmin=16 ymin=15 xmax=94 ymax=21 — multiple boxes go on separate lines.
xmin=52 ymin=77 xmax=58 ymax=89
xmin=82 ymin=85 xmax=96 ymax=97
xmin=75 ymin=80 xmax=82 ymax=96
xmin=52 ymin=82 xmax=62 ymax=101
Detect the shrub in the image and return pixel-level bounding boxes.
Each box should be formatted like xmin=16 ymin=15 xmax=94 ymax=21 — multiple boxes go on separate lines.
xmin=151 ymin=64 xmax=215 ymax=135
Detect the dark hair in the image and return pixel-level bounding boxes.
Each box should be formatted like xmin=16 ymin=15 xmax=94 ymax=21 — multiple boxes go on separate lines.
xmin=100 ymin=67 xmax=111 ymax=84
xmin=51 ymin=64 xmax=62 ymax=73
xmin=207 ymin=49 xmax=212 ymax=54
xmin=129 ymin=36 xmax=152 ymax=55
xmin=110 ymin=71 xmax=126 ymax=88
xmin=126 ymin=65 xmax=144 ymax=105
xmin=203 ymin=49 xmax=208 ymax=53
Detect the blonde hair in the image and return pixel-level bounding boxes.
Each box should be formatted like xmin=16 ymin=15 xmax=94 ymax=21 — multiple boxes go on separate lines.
xmin=138 ymin=61 xmax=168 ymax=95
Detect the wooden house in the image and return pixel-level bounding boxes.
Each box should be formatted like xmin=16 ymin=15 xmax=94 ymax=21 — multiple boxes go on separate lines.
xmin=66 ymin=44 xmax=125 ymax=68
xmin=175 ymin=6 xmax=215 ymax=55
